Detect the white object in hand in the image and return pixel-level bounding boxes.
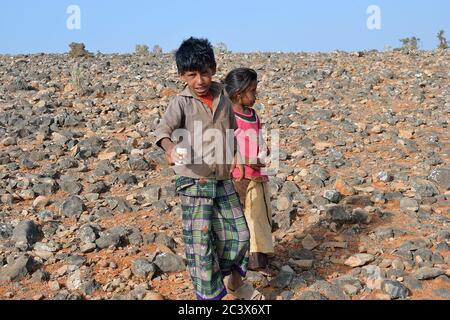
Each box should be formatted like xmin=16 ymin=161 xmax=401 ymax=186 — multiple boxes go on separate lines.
xmin=174 ymin=148 xmax=188 ymax=166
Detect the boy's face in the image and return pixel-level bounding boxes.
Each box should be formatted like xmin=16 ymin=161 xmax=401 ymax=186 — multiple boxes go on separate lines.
xmin=180 ymin=67 xmax=216 ymax=97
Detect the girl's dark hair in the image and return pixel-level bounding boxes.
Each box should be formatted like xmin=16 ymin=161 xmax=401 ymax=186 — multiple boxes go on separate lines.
xmin=175 ymin=37 xmax=216 ymax=75
xmin=224 ymin=68 xmax=258 ymax=101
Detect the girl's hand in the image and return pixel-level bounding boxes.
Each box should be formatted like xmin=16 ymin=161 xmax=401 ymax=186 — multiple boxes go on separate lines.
xmin=231 ymin=154 xmax=245 ymax=182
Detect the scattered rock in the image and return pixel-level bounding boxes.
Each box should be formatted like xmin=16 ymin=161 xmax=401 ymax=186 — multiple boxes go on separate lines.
xmin=296 ymin=291 xmax=328 ymax=300
xmin=413 ymin=267 xmax=445 ymax=280
xmin=344 ymin=254 xmax=375 ymax=267
xmin=400 ymin=197 xmax=419 ymax=212
xmin=154 ymin=253 xmax=185 ymax=273
xmin=381 ymin=280 xmax=409 ymax=299
xmin=12 ymin=220 xmax=41 ymax=248
xmin=131 ymin=259 xmax=156 ymax=278
xmin=0 ymin=255 xmax=37 ymax=283
xmin=60 ymin=196 xmax=86 ymax=217
xmin=301 ymin=234 xmax=319 ymax=250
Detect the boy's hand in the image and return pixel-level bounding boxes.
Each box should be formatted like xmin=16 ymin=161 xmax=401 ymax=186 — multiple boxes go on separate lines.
xmin=161 ymin=138 xmax=176 ymax=166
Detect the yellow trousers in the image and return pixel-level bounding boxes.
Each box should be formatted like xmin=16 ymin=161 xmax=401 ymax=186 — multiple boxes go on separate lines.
xmin=235 ymin=180 xmax=274 ymax=254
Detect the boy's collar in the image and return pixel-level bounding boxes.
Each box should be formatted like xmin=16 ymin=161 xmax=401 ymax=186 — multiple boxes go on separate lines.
xmin=180 ymin=81 xmax=223 ymax=98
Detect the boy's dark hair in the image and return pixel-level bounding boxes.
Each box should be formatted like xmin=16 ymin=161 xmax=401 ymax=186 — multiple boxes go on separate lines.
xmin=175 ymin=37 xmax=216 ymax=75
xmin=224 ymin=68 xmax=258 ymax=101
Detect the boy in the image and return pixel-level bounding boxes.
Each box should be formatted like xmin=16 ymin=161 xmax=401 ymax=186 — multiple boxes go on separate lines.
xmin=155 ymin=37 xmax=264 ymax=300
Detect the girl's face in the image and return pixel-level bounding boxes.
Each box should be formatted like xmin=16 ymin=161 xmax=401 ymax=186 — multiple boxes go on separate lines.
xmin=238 ymin=80 xmax=258 ymax=107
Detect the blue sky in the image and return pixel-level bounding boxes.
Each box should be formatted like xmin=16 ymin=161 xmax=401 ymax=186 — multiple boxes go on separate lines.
xmin=0 ymin=0 xmax=449 ymax=54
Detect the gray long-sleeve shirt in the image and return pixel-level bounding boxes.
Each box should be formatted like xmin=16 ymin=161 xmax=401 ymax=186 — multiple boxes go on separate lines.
xmin=155 ymin=82 xmax=239 ymax=180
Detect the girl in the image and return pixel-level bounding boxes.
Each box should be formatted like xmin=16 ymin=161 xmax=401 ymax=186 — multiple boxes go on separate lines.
xmin=224 ymin=68 xmax=274 ymax=273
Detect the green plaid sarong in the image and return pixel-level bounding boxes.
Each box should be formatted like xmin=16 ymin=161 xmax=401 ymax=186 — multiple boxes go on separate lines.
xmin=176 ymin=176 xmax=250 ymax=300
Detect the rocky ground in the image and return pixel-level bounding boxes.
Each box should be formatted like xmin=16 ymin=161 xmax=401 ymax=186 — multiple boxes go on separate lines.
xmin=0 ymin=50 xmax=449 ymax=300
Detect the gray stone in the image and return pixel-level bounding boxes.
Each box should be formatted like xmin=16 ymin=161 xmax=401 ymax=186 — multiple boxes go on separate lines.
xmin=128 ymin=156 xmax=151 ymax=171
xmin=433 ymin=288 xmax=450 ymax=299
xmin=309 ymin=166 xmax=330 ymax=181
xmin=80 ymin=243 xmax=96 ymax=253
xmin=413 ymin=248 xmax=433 ymax=262
xmin=332 ymin=275 xmax=362 ymax=293
xmin=128 ymin=232 xmax=143 ymax=246
xmin=0 ymin=223 xmax=14 ymax=240
xmin=374 ymin=228 xmax=394 ymax=240
xmin=155 ymin=233 xmax=177 ymax=249
xmin=131 ymin=259 xmax=156 ymax=278
xmin=0 ymin=255 xmax=37 ymax=283
xmin=325 ymin=205 xmax=353 ymax=224
xmin=413 ymin=267 xmax=445 ymax=280
xmin=94 ymin=160 xmax=115 ymax=176
xmin=431 ymin=252 xmax=445 ymax=264
xmin=37 ymin=210 xmax=54 ymax=221
xmin=78 ymin=137 xmax=104 ymax=158
xmin=107 ymin=197 xmax=133 ymax=213
xmin=32 ymin=182 xmax=57 ymax=196
xmin=378 ymin=171 xmax=394 ymax=182
xmin=59 ymin=179 xmax=83 ymax=195
xmin=381 ymin=280 xmax=409 ymax=299
xmin=435 ymin=241 xmax=450 ymax=252
xmin=436 ymin=231 xmax=450 ymax=242
xmin=20 ymin=158 xmax=38 ymax=170
xmin=289 ymin=276 xmax=308 ymax=291
xmin=246 ymin=271 xmax=269 ymax=288
xmin=296 ymin=291 xmax=328 ymax=300
xmin=65 ymin=255 xmax=86 ymax=266
xmin=154 ymin=253 xmax=185 ymax=273
xmin=411 ymin=178 xmax=438 ymax=197
xmin=273 ymin=209 xmax=294 ymax=232
xmin=342 ymin=195 xmax=374 ymax=207
xmin=87 ymin=181 xmax=108 ymax=194
xmin=309 ymin=280 xmax=350 ymax=300
xmin=95 ymin=233 xmax=121 ymax=249
xmin=12 ymin=220 xmax=41 ymax=247
xmin=80 ymin=279 xmax=99 ymax=296
xmin=118 ymin=173 xmax=138 ymax=185
xmin=323 ymin=190 xmax=341 ymax=203
xmin=385 ymin=268 xmax=407 ymax=279
xmin=277 ymin=195 xmax=293 ymax=211
xmin=153 ymin=200 xmax=170 ymax=214
xmin=269 ymin=271 xmax=294 ymax=289
xmin=394 ymin=249 xmax=413 ymax=262
xmin=278 ymin=290 xmax=293 ymax=300
xmin=143 ymin=233 xmax=156 ymax=245
xmin=398 ymin=239 xmax=428 ymax=252
xmin=352 ymin=208 xmax=371 ymax=224
xmin=66 ymin=270 xmax=82 ymax=290
xmin=344 ymin=254 xmax=375 ymax=267
xmin=428 ymin=168 xmax=450 ymax=190
xmin=60 ymin=196 xmax=86 ymax=217
xmin=311 ymin=195 xmax=330 ymax=208
xmin=139 ymin=186 xmax=161 ymax=203
xmin=31 ymin=269 xmax=50 ymax=282
xmin=77 ymin=225 xmax=99 ymax=243
xmin=403 ymin=276 xmax=423 ymax=290
xmin=289 ymin=248 xmax=314 ymax=260
xmin=400 ymin=197 xmax=419 ymax=212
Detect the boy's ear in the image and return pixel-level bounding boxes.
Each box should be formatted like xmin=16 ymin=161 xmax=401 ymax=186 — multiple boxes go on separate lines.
xmin=211 ymin=65 xmax=217 ymax=76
